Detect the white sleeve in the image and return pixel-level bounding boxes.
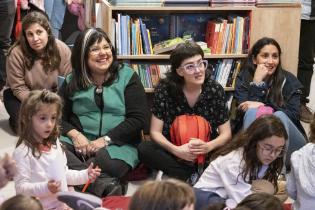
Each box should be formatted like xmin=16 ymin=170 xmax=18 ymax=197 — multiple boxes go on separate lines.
xmin=286 ymin=155 xmax=297 ymax=200
xmin=220 ymin=160 xmax=252 ymax=207
xmin=13 ymin=147 xmax=51 ymax=197
xmin=61 ymin=148 xmax=89 ymax=186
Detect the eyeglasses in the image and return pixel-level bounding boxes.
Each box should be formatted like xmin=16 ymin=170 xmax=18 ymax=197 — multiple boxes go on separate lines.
xmin=89 ymin=45 xmax=112 ymax=55
xmin=179 ymin=60 xmax=208 ymax=74
xmin=258 ymin=143 xmax=285 ymax=158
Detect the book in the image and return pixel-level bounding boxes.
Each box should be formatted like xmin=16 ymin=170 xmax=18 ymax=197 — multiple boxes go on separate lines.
xmin=153 ymin=37 xmax=185 ymax=54
xmin=172 ymin=14 xmax=213 ymax=42
xmin=140 ymin=15 xmax=171 ymax=45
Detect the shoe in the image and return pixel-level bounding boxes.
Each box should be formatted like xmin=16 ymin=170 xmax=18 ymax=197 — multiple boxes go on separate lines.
xmin=300 ymin=104 xmax=313 ymax=123
xmin=57 ymin=191 xmax=102 ymax=210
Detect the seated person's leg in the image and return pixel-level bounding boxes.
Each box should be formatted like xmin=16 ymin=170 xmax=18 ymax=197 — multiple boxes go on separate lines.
xmin=3 ymin=88 xmax=21 ymax=134
xmin=138 ymin=140 xmax=194 ymax=181
xmin=273 ymin=111 xmax=307 ymax=168
xmin=243 ymin=108 xmax=258 ymax=129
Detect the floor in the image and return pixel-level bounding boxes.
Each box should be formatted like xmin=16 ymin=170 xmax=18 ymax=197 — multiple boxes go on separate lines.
xmin=0 ymin=70 xmax=314 ymax=203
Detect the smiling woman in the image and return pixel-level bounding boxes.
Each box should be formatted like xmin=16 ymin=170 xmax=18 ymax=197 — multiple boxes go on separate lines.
xmin=233 ymin=37 xmax=307 ymax=170
xmin=58 ymin=28 xmax=147 ymax=197
xmin=3 ymin=11 xmax=72 ymax=134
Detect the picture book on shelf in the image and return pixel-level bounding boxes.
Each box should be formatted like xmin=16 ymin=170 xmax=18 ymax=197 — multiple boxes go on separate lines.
xmin=140 ymin=15 xmax=171 ymax=45
xmin=153 ymin=37 xmax=185 ymax=54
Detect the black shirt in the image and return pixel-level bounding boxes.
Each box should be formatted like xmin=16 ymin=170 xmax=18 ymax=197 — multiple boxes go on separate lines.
xmin=152 ymin=77 xmax=229 ymax=140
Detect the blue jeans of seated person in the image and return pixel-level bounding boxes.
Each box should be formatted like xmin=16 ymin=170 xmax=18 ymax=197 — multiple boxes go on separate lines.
xmin=194 ymin=188 xmax=225 ymax=210
xmin=243 ymin=108 xmax=307 ymax=171
xmin=44 ymin=0 xmax=66 ymax=39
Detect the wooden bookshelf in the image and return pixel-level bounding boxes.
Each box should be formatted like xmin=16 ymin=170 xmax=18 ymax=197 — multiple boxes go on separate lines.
xmin=100 ymin=1 xmax=300 ymax=76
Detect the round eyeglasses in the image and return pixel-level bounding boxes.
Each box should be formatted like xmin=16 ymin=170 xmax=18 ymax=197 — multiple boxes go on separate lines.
xmin=179 ymin=60 xmax=208 ymax=74
xmin=258 ymin=143 xmax=285 ymax=158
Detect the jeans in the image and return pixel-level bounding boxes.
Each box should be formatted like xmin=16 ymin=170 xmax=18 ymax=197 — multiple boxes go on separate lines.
xmin=243 ymin=108 xmax=307 ymax=170
xmin=297 ymin=19 xmax=315 ymax=103
xmin=44 ymin=0 xmax=67 ymax=39
xmin=0 ymin=0 xmax=15 ymax=86
xmin=194 ymin=188 xmax=225 ymax=210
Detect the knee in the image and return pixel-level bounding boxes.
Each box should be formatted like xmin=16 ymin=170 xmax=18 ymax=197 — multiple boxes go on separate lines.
xmin=274 ymin=111 xmax=287 ymax=119
xmin=244 ymin=108 xmax=258 ymax=119
xmin=137 ymin=141 xmax=153 ymax=159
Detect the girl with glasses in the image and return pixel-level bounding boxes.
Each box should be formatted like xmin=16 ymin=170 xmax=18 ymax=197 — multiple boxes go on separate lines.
xmin=194 ymin=115 xmax=287 ymax=209
xmin=234 ymin=37 xmax=307 ymax=171
xmin=287 ymin=113 xmax=315 ymax=210
xmin=138 ymin=41 xmax=231 ymax=184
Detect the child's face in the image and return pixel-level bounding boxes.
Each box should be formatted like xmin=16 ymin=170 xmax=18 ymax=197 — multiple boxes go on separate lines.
xmin=256 ymin=135 xmax=285 ymax=165
xmin=32 ymin=104 xmax=58 ymax=142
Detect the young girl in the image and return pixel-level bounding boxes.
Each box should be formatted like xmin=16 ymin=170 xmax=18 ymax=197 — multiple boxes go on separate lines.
xmin=194 ymin=115 xmax=287 ymax=209
xmin=286 ymin=113 xmax=315 ymax=210
xmin=13 ymin=90 xmax=101 ymax=210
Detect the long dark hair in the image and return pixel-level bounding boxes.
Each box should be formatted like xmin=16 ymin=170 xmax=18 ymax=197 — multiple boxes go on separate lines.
xmin=161 ymin=41 xmax=209 ymax=99
xmin=242 ymin=37 xmax=286 ymax=106
xmin=17 ymin=90 xmax=62 ymax=158
xmin=211 ymin=115 xmax=287 ymax=187
xmin=67 ymin=28 xmax=121 ymax=94
xmin=9 ymin=11 xmax=61 ymax=72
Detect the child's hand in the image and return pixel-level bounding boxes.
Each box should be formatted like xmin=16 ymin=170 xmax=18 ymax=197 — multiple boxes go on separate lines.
xmin=0 ymin=154 xmax=16 ymax=188
xmin=47 ymin=180 xmax=61 ymax=193
xmin=87 ymin=163 xmax=101 ymax=181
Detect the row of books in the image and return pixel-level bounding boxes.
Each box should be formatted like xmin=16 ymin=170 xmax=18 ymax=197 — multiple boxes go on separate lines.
xmin=210 ymin=59 xmax=242 ymax=88
xmin=130 ymin=64 xmax=170 ymax=88
xmin=111 ymin=13 xmax=250 ymax=55
xmin=205 ymin=16 xmax=250 ymax=54
xmin=108 ymin=0 xmax=298 ymax=6
xmin=127 ymin=59 xmax=242 ymax=89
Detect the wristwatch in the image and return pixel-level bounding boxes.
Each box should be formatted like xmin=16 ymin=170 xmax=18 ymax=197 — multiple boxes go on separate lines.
xmin=103 ymin=135 xmax=112 ymax=146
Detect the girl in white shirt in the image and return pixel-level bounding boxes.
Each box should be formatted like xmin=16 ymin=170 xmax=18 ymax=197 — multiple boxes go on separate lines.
xmin=194 ymin=115 xmax=287 ymax=209
xmin=287 ymin=113 xmax=315 ymax=210
xmin=13 ymin=90 xmax=101 ymax=210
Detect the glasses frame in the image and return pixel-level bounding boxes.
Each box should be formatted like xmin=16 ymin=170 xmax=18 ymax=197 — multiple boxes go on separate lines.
xmin=89 ymin=45 xmax=112 ymax=56
xmin=179 ymin=59 xmax=208 ymax=74
xmin=258 ymin=143 xmax=285 ymax=158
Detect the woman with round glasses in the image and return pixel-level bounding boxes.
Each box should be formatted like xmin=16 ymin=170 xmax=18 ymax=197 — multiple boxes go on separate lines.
xmin=58 ymin=28 xmax=147 ymax=197
xmin=194 ymin=115 xmax=287 ymax=210
xmin=138 ymin=41 xmax=231 ymax=184
xmin=234 ymin=37 xmax=307 ymax=170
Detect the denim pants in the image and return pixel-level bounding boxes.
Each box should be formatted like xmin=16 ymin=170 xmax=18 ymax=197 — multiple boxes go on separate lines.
xmin=44 ymin=0 xmax=66 ymax=38
xmin=243 ymin=108 xmax=307 ymax=170
xmin=194 ymin=188 xmax=225 ymax=210
xmin=0 ymin=0 xmax=15 ymax=85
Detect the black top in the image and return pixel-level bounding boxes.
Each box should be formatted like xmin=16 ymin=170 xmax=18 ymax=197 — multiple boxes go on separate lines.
xmin=152 ymin=77 xmax=229 ymax=140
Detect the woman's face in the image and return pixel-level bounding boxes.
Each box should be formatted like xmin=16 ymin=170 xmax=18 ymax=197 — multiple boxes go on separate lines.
xmin=253 ymin=44 xmax=280 ymax=76
xmin=25 ymin=23 xmax=49 ymax=54
xmin=176 ymin=55 xmax=206 ymax=86
xmin=256 ymin=135 xmax=285 ymax=165
xmin=87 ymin=38 xmax=113 ymax=77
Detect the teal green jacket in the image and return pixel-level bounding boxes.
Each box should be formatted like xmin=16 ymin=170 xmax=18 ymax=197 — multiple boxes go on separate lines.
xmin=59 ymin=65 xmax=147 ymax=146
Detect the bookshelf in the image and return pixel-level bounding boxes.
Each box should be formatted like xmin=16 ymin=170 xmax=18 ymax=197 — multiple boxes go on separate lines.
xmin=99 ymin=1 xmax=301 ymax=92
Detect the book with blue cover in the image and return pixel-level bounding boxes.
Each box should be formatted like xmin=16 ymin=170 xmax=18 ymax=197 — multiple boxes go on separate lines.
xmin=172 ymin=14 xmax=214 ymax=42
xmin=140 ymin=15 xmax=171 ymax=45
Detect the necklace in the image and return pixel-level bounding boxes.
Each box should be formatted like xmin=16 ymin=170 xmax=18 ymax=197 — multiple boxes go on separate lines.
xmin=96 ymin=86 xmax=103 ymax=94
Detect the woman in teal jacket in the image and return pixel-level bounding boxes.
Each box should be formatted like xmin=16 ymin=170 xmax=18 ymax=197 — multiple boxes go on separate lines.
xmin=58 ymin=28 xmax=147 ymax=197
